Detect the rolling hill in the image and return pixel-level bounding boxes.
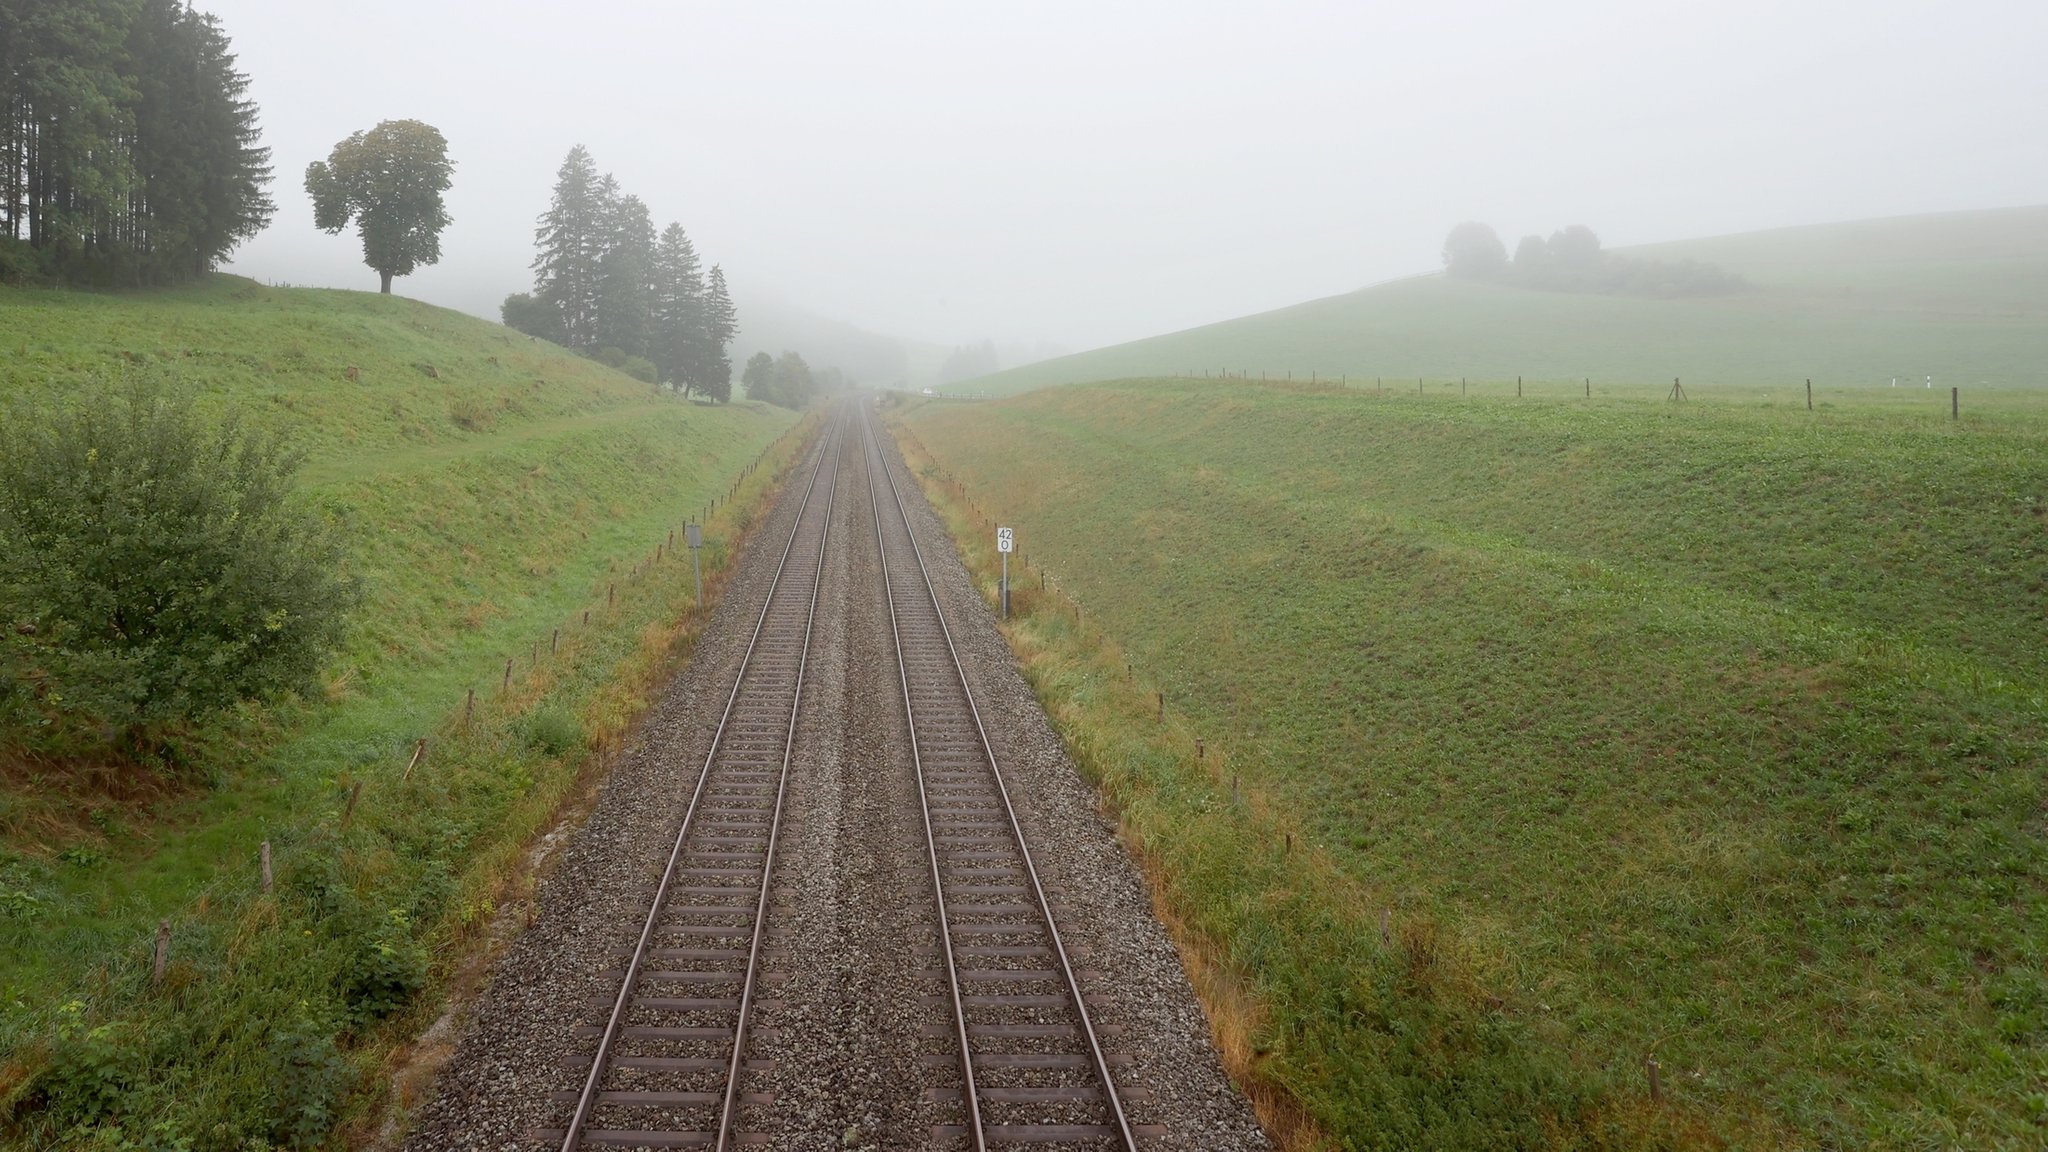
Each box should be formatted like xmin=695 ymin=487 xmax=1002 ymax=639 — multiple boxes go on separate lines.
xmin=0 ymin=276 xmax=800 ymax=1146
xmin=970 ymin=205 xmax=2048 ymax=395
xmin=893 ymin=380 xmax=2048 ymax=1146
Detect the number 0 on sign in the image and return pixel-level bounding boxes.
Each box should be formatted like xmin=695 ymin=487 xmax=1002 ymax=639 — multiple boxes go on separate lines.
xmin=996 ymin=527 xmax=1013 ymax=553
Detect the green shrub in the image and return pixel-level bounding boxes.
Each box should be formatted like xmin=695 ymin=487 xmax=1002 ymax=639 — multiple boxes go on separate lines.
xmin=0 ymin=853 xmax=53 ymax=920
xmin=338 ymin=909 xmax=427 ymax=1023
xmin=0 ymin=377 xmax=356 ymax=755
xmin=266 ymin=1020 xmax=351 ymax=1149
xmin=520 ymin=706 xmax=584 ymax=757
xmin=36 ymin=1008 xmax=140 ymax=1128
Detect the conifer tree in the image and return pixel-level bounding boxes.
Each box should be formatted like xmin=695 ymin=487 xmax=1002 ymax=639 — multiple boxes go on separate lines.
xmin=594 ymin=190 xmax=656 ymax=359
xmin=530 ymin=145 xmax=602 ymax=348
xmin=0 ymin=0 xmax=272 ymax=284
xmin=651 ymin=222 xmax=705 ymax=392
xmin=0 ymin=0 xmax=132 ymax=260
xmin=517 ymin=146 xmax=738 ymax=392
xmin=126 ymin=1 xmax=273 ymax=280
xmin=701 ymin=265 xmax=737 ymax=403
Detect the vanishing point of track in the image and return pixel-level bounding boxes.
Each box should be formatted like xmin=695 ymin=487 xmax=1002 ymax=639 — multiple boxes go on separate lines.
xmin=544 ymin=413 xmax=844 ymax=1150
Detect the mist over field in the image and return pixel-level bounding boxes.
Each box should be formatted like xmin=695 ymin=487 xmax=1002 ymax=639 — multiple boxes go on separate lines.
xmin=10 ymin=1 xmax=2048 ymax=1148
xmin=206 ymin=0 xmax=2048 ymax=369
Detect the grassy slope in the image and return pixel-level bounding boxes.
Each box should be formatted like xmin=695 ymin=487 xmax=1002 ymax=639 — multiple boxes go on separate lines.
xmin=975 ymin=205 xmax=2048 ymax=396
xmin=899 ymin=383 xmax=2048 ymax=1147
xmin=0 ymin=278 xmax=799 ymax=1140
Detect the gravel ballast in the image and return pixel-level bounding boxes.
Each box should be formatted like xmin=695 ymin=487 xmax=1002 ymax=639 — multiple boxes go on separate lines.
xmin=402 ymin=408 xmax=1268 ymax=1151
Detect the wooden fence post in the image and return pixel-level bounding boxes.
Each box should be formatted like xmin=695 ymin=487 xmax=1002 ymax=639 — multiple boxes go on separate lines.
xmin=152 ymin=919 xmax=171 ymax=987
xmin=260 ymin=841 xmax=273 ymax=893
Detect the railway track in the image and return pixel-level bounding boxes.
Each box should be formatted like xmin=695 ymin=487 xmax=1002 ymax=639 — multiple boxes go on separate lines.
xmin=528 ymin=405 xmax=1163 ymax=1150
xmin=858 ymin=409 xmax=1158 ymax=1150
xmin=540 ymin=412 xmax=845 ymax=1151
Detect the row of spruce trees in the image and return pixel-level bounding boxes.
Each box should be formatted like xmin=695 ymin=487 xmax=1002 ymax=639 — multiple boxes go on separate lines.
xmin=502 ymin=146 xmax=736 ymax=400
xmin=0 ymin=0 xmax=273 ymax=285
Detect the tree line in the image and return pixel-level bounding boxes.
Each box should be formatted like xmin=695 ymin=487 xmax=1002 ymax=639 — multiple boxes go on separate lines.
xmin=1441 ymin=222 xmax=1745 ymax=298
xmin=740 ymin=350 xmax=853 ymax=409
xmin=0 ymin=0 xmax=273 ymax=286
xmin=502 ymin=146 xmax=736 ymax=400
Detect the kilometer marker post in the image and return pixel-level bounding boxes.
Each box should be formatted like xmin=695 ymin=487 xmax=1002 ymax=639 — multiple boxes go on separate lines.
xmin=685 ymin=522 xmax=704 ymax=605
xmin=997 ymin=525 xmax=1014 ymax=619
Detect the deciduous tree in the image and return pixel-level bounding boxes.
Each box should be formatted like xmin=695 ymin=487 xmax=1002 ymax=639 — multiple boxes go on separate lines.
xmin=1441 ymin=221 xmax=1508 ymax=279
xmin=305 ymin=119 xmax=453 ymax=294
xmin=739 ymin=352 xmax=774 ymax=403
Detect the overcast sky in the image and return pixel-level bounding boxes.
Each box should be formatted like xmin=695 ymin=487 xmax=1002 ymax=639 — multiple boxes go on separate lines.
xmin=210 ymin=0 xmax=2047 ymax=353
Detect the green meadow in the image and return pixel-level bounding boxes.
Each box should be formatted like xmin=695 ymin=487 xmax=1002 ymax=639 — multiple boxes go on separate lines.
xmin=0 ymin=277 xmax=799 ymax=1145
xmin=897 ymin=380 xmax=2048 ymax=1148
xmin=972 ymin=205 xmax=2048 ymax=397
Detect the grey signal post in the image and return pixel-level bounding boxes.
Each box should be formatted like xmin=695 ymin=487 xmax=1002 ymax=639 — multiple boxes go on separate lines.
xmin=685 ymin=522 xmax=704 ymax=604
xmin=997 ymin=526 xmax=1013 ymax=619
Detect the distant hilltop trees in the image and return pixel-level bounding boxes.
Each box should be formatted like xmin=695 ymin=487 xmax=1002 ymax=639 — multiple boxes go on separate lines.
xmin=741 ymin=350 xmax=852 ymax=410
xmin=0 ymin=0 xmax=274 ymax=286
xmin=503 ymin=145 xmax=736 ymax=401
xmin=1442 ymin=221 xmax=1746 ymax=298
xmin=941 ymin=340 xmax=1000 ymax=385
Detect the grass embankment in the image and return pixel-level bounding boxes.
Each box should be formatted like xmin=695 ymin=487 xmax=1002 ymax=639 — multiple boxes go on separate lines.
xmin=975 ymin=205 xmax=2048 ymax=396
xmin=891 ymin=382 xmax=2048 ymax=1149
xmin=0 ymin=277 xmax=805 ymax=1146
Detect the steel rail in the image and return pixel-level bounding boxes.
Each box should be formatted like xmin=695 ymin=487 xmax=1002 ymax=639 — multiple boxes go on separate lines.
xmin=712 ymin=409 xmax=843 ymax=1151
xmin=859 ymin=412 xmax=986 ymax=1150
xmin=858 ymin=408 xmax=1139 ymax=1151
xmin=558 ymin=411 xmax=843 ymax=1152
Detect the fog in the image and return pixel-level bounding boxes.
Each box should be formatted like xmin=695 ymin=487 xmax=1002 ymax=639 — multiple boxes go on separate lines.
xmin=211 ymin=0 xmax=2047 ymax=366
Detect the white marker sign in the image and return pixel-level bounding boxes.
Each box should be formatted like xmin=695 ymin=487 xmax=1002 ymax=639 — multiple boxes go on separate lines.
xmin=996 ymin=527 xmax=1014 ymax=553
